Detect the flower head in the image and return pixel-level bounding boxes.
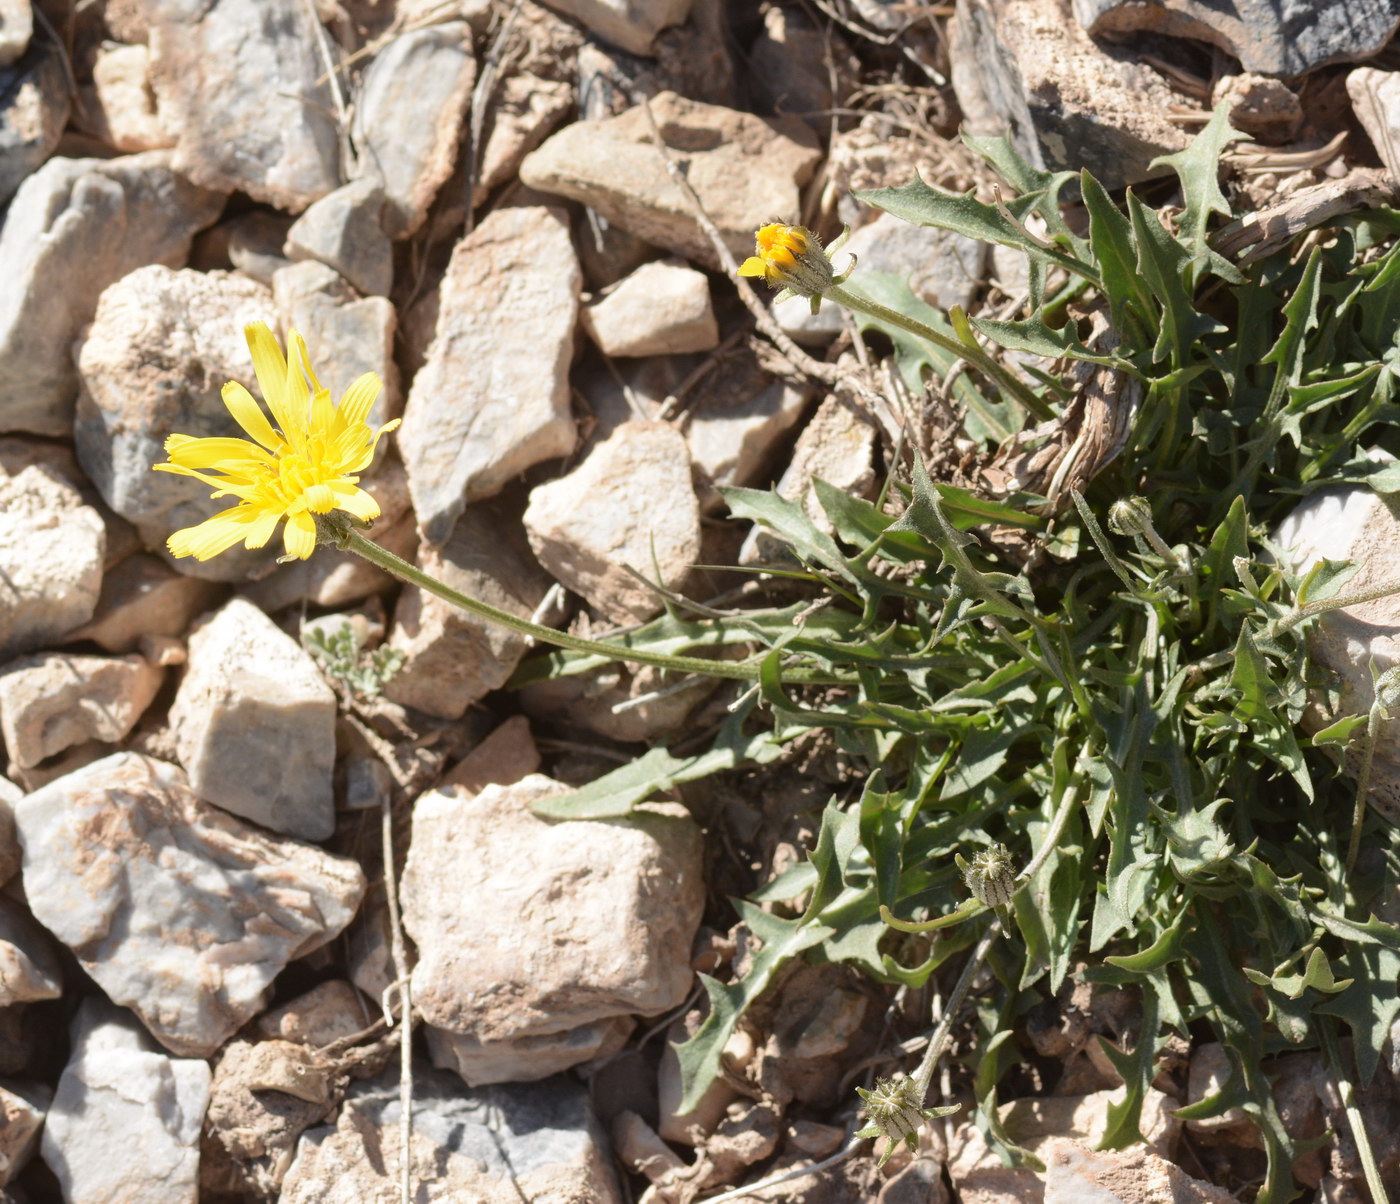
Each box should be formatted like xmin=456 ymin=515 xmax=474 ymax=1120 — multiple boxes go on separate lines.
xmin=855 ymin=1076 xmax=960 ymax=1168
xmin=153 ymin=322 xmax=398 ymax=562
xmin=738 ymin=222 xmax=836 ymax=298
xmin=957 ymin=843 xmax=1018 ymax=908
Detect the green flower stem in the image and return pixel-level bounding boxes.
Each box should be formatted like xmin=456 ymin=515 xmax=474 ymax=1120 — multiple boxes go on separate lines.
xmin=334 ymin=525 xmax=845 ymax=686
xmin=823 ymin=283 xmax=1056 ymax=422
xmin=911 ymin=916 xmax=1001 ymax=1103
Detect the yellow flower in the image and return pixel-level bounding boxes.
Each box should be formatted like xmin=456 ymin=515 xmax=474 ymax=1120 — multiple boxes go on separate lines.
xmin=737 ymin=222 xmax=835 ymax=297
xmin=153 ymin=322 xmax=398 ymax=562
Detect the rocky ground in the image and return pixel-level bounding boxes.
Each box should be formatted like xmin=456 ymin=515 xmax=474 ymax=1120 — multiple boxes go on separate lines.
xmin=1 ymin=0 xmax=1400 ymax=1201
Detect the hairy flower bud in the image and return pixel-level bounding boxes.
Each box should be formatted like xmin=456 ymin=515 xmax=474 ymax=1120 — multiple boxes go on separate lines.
xmin=1107 ymin=496 xmax=1153 ymax=538
xmin=737 ymin=223 xmax=836 ymax=298
xmin=957 ymin=843 xmax=1018 ymax=908
xmin=855 ymin=1076 xmax=960 ymax=1168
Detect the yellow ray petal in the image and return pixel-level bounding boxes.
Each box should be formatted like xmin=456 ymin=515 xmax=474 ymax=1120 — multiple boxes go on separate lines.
xmin=163 ymin=436 xmax=271 ymax=470
xmin=221 ymin=381 xmax=282 ymax=451
xmin=330 ymin=483 xmax=381 ymax=522
xmin=245 ymin=322 xmax=293 ymax=434
xmin=283 ymin=511 xmax=317 ymax=559
xmin=334 ymin=373 xmax=382 ymax=431
xmin=168 ymin=508 xmax=258 ymax=561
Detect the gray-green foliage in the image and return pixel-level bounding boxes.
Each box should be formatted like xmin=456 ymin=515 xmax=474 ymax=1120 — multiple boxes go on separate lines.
xmin=304 ymin=620 xmax=405 ymax=698
xmin=519 ymin=108 xmax=1400 ymax=1201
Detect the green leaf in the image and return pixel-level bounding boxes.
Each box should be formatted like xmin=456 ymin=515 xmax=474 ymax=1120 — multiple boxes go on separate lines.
xmin=1150 ymin=101 xmax=1243 ymax=265
xmin=1080 ymin=169 xmax=1154 ymax=340
xmin=1228 ymin=626 xmax=1312 ymax=801
xmin=1316 ymin=943 xmax=1400 ymax=1083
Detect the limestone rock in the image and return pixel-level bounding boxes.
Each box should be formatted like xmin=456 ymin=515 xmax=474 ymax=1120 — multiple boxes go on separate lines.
xmin=582 ymin=259 xmax=718 ymax=357
xmin=384 ymin=495 xmax=553 ymax=720
xmin=0 ymin=651 xmax=162 ymax=769
xmin=524 ymin=420 xmax=700 ymax=623
xmin=0 ymin=895 xmax=62 ymax=1006
xmin=220 ymin=210 xmax=296 ymax=285
xmin=253 ymin=980 xmax=370 ymax=1048
xmin=283 ymin=178 xmax=393 ymax=298
xmin=401 ymin=775 xmax=703 ymax=1085
xmin=1074 ymin=0 xmax=1400 ymax=77
xmin=0 ymin=152 xmax=225 ymax=436
xmin=537 ymin=0 xmax=690 ymax=55
xmin=170 ymin=598 xmax=338 ymax=841
xmin=0 ymin=775 xmax=19 ymax=885
xmin=352 ymin=22 xmax=475 ymax=237
xmin=1211 ymin=74 xmax=1302 ymax=143
xmin=1350 ymin=69 xmax=1400 ymax=186
xmin=0 ymin=1080 xmax=46 ymax=1186
xmin=425 ymin=1017 xmax=635 ymax=1087
xmin=0 ymin=39 xmax=69 ymax=206
xmin=81 ymin=42 xmax=173 ymax=153
xmin=68 ymin=552 xmax=223 ymax=654
xmin=15 ymin=753 xmax=365 ymax=1057
xmin=0 ymin=466 xmax=105 ymax=659
xmin=520 ymin=91 xmax=821 ymax=270
xmin=1041 ymin=1137 xmax=1236 ymax=1203
xmin=440 ymin=714 xmax=541 ymax=793
xmin=148 ymin=0 xmax=340 ymax=210
xmin=0 ymin=0 xmax=29 ymax=67
xmin=777 ymin=213 xmax=986 ymax=343
xmin=951 ymin=0 xmax=1188 ymax=191
xmin=1273 ymin=482 xmax=1400 ymax=823
xmin=73 ymin=265 xmax=276 ymax=583
xmin=271 ymin=259 xmax=400 ymax=424
xmin=399 ymin=203 xmax=579 ymax=545
xmin=279 ymin=1065 xmax=622 ymax=1202
xmin=521 ymin=662 xmax=719 ymax=743
xmin=39 ymin=999 xmax=211 ymax=1204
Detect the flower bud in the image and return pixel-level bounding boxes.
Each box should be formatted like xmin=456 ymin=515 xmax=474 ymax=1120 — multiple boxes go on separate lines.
xmin=855 ymin=1076 xmax=960 ymax=1168
xmin=957 ymin=843 xmax=1018 ymax=908
xmin=737 ymin=223 xmax=835 ymax=298
xmin=1107 ymin=496 xmax=1153 ymax=538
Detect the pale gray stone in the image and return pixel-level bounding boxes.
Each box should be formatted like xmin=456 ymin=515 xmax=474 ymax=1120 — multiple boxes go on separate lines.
xmin=581 ymin=259 xmax=718 ymax=357
xmin=271 ymin=260 xmax=400 ymax=425
xmin=225 ymin=210 xmax=295 ymax=284
xmin=279 ymin=1065 xmax=621 ymax=1202
xmin=0 ymin=1 xmax=30 ymax=67
xmin=777 ymin=213 xmax=986 ymax=344
xmin=399 ymin=203 xmax=579 ymax=546
xmin=520 ymin=662 xmax=719 ymax=743
xmin=383 ymin=494 xmax=553 ymax=720
xmin=0 ymin=153 xmax=225 ymax=436
xmin=68 ymin=553 xmax=223 ymax=654
xmin=15 ymin=753 xmax=365 ymax=1057
xmin=80 ymin=42 xmax=173 ymax=153
xmin=73 ymin=265 xmax=276 ymax=583
xmin=0 ymin=651 xmax=162 ymax=769
xmin=425 ymin=1018 xmax=634 ymax=1088
xmin=524 ymin=420 xmax=701 ymax=624
xmin=0 ymin=775 xmax=19 ymax=885
xmin=284 ymin=177 xmax=393 ymax=297
xmin=401 ymin=775 xmax=703 ymax=1085
xmin=0 ymin=466 xmax=105 ymax=659
xmin=1211 ymin=73 xmax=1302 ymax=143
xmin=1074 ymin=0 xmax=1400 ymax=77
xmin=1274 ymin=480 xmax=1400 ymax=825
xmin=520 ymin=91 xmax=821 ymax=270
xmin=1042 ymin=1136 xmax=1236 ymax=1203
xmin=0 ymin=40 xmax=69 ymax=206
xmin=0 ymin=1080 xmax=47 ymax=1187
xmin=951 ymin=0 xmax=1188 ymax=191
xmin=1350 ymin=69 xmax=1400 ymax=184
xmin=40 ymin=999 xmax=211 ymax=1204
xmin=352 ymin=22 xmax=475 ymax=238
xmin=170 ymin=598 xmax=337 ymax=841
xmin=0 ymin=895 xmax=61 ymax=1006
xmin=148 ymin=0 xmax=340 ymax=211
xmin=537 ymin=0 xmax=690 ymax=55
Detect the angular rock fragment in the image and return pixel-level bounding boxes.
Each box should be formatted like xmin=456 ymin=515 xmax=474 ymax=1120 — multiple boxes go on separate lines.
xmin=68 ymin=552 xmax=223 ymax=653
xmin=0 ymin=895 xmax=62 ymax=1006
xmin=426 ymin=1016 xmax=635 ymax=1088
xmin=384 ymin=494 xmax=553 ymax=720
xmin=283 ymin=177 xmax=393 ymax=298
xmin=74 ymin=264 xmax=276 ymax=582
xmin=0 ymin=466 xmax=105 ymax=659
xmin=520 ymin=91 xmax=821 ymax=269
xmin=0 ymin=152 xmax=225 ymax=436
xmin=148 ymin=0 xmax=340 ymax=210
xmin=254 ymin=979 xmax=370 ymax=1047
xmin=15 ymin=753 xmax=365 ymax=1057
xmin=582 ymin=259 xmax=718 ymax=357
xmin=1042 ymin=1137 xmax=1236 ymax=1204
xmin=440 ymin=714 xmax=541 ymax=793
xmin=0 ymin=0 xmax=29 ymax=67
xmin=40 ymin=999 xmax=211 ymax=1204
xmin=521 ymin=662 xmax=719 ymax=743
xmin=951 ymin=0 xmax=1187 ymax=190
xmin=1212 ymin=74 xmax=1302 ymax=143
xmin=0 ymin=651 xmax=162 ymax=769
xmin=538 ymin=0 xmax=691 ymax=55
xmin=279 ymin=1065 xmax=622 ymax=1202
xmin=0 ymin=1080 xmax=46 ymax=1187
xmin=272 ymin=260 xmax=400 ymax=423
xmin=0 ymin=39 xmax=70 ymax=206
xmin=80 ymin=42 xmax=174 ymax=153
xmin=170 ymin=598 xmax=337 ymax=841
xmin=524 ymin=420 xmax=701 ymax=623
xmin=1074 ymin=0 xmax=1400 ymax=77
xmin=0 ymin=774 xmax=19 ymax=885
xmin=352 ymin=22 xmax=476 ymax=237
xmin=402 ymin=775 xmax=703 ymax=1085
xmin=1349 ymin=68 xmax=1400 ymax=185
xmin=399 ymin=203 xmax=579 ymax=545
